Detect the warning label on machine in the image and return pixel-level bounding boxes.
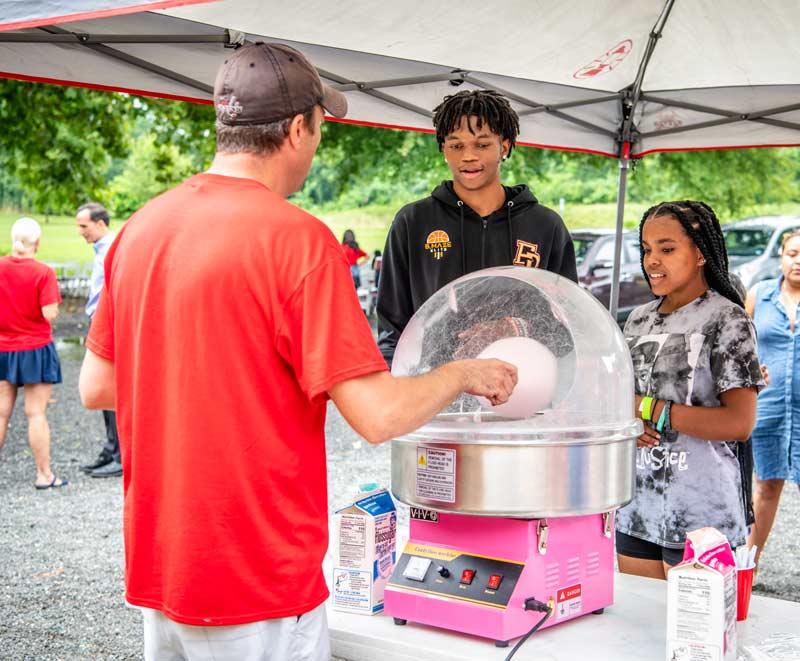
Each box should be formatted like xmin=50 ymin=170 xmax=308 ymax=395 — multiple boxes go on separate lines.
xmin=415 ymin=447 xmax=456 ymax=503
xmin=556 ymin=583 xmax=583 ymax=620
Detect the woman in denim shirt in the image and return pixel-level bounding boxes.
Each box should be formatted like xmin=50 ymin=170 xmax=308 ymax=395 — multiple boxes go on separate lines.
xmin=746 ymin=230 xmax=800 ymax=567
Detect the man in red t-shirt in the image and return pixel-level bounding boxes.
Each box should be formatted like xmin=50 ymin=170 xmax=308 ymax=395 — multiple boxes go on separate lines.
xmin=79 ymin=43 xmax=517 ymax=660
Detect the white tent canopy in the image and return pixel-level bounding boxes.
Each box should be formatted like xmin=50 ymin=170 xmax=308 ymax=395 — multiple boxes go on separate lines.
xmin=2 ymin=0 xmax=800 ymax=313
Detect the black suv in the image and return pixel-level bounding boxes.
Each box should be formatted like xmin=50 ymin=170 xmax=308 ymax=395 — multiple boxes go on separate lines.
xmin=572 ymin=229 xmax=655 ymax=326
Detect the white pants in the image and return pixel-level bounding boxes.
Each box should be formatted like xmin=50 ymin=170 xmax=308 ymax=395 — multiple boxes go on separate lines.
xmin=141 ymin=603 xmax=330 ymax=661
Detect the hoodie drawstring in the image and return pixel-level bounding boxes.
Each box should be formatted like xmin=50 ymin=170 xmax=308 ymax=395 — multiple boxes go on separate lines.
xmin=457 ymin=200 xmax=466 ymax=276
xmin=507 ymin=200 xmax=515 ymax=263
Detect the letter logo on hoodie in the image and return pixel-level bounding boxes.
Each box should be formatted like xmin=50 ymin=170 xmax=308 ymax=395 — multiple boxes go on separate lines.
xmin=424 ymin=230 xmax=452 ymax=260
xmin=513 ymin=240 xmax=541 ymax=268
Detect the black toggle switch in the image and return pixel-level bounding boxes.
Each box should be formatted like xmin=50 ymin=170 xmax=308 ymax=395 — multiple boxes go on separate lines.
xmin=437 ymin=565 xmax=450 ymax=578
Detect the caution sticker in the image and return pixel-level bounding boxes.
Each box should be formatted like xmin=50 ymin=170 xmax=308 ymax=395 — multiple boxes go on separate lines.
xmin=416 ymin=447 xmax=456 ymax=503
xmin=556 ymin=583 xmax=583 ymax=620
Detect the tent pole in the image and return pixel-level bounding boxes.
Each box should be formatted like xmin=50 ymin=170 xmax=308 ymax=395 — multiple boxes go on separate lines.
xmin=609 ymin=142 xmax=631 ymax=322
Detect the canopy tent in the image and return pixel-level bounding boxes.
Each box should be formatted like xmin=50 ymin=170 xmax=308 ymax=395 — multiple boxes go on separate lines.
xmin=2 ymin=0 xmax=800 ymax=315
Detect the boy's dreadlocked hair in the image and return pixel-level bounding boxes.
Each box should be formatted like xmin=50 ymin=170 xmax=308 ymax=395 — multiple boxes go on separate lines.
xmin=639 ymin=200 xmax=744 ymax=308
xmin=432 ymin=90 xmax=520 ymax=155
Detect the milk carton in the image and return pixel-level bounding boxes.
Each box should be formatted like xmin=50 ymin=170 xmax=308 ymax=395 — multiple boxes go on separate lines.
xmin=332 ymin=487 xmax=397 ymax=614
xmin=666 ymin=527 xmax=737 ymax=661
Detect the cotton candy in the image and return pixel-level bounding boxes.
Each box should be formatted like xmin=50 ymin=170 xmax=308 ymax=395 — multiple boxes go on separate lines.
xmin=477 ymin=336 xmax=558 ymax=418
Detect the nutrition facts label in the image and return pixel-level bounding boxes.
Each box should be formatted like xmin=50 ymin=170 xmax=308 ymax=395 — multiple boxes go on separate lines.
xmin=416 ymin=447 xmax=456 ymax=503
xmin=337 ymin=514 xmax=366 ymax=566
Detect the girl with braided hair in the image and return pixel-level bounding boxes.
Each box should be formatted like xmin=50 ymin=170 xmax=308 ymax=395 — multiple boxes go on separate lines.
xmin=616 ymin=200 xmax=764 ymax=579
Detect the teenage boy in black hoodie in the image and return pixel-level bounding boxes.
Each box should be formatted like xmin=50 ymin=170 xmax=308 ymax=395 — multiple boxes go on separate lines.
xmin=377 ymin=90 xmax=578 ymax=365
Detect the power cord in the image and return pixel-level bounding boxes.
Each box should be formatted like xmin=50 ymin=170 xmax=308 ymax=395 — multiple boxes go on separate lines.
xmin=504 ymin=597 xmax=553 ymax=661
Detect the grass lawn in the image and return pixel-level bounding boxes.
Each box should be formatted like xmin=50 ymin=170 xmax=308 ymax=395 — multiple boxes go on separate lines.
xmin=0 ymin=210 xmax=93 ymax=266
xmin=314 ymin=202 xmax=655 ymax=256
xmin=4 ymin=202 xmax=799 ymax=264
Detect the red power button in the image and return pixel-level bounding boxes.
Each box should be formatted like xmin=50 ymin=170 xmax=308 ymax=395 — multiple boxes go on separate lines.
xmin=487 ymin=574 xmax=503 ymax=590
xmin=460 ymin=569 xmax=476 ymax=585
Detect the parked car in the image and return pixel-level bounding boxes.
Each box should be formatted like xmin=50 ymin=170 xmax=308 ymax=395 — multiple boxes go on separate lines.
xmin=723 ymin=216 xmax=800 ymax=290
xmin=572 ymin=229 xmax=654 ymax=325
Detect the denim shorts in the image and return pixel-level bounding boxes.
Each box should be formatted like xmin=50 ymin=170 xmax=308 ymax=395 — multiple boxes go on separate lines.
xmin=0 ymin=342 xmax=62 ymax=385
xmin=616 ymin=531 xmax=685 ymax=566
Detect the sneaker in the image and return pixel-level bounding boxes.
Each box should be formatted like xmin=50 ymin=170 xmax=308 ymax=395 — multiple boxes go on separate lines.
xmin=80 ymin=453 xmax=112 ymax=474
xmin=90 ymin=460 xmax=123 ymax=478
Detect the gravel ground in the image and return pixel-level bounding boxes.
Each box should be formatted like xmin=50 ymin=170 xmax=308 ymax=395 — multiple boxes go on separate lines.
xmin=1 ymin=307 xmax=798 ymax=660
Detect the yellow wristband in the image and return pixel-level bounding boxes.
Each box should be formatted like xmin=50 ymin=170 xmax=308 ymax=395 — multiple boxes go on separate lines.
xmin=639 ymin=396 xmax=654 ymax=421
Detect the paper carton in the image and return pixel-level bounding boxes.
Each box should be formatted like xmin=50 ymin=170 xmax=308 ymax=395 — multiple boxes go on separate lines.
xmin=666 ymin=527 xmax=737 ymax=661
xmin=332 ymin=487 xmax=397 ymax=614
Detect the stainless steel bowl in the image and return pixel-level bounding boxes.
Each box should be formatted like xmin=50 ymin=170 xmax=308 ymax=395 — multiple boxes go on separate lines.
xmin=390 ymin=415 xmax=640 ymax=518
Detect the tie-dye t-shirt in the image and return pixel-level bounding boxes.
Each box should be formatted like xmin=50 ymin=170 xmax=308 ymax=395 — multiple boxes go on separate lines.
xmin=617 ymin=290 xmax=763 ymax=549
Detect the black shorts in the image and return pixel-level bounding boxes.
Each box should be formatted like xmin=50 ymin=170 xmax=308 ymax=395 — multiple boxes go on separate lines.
xmin=616 ymin=531 xmax=685 ymax=566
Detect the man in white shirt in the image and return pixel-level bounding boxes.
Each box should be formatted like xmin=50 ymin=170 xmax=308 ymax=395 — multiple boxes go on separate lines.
xmin=76 ymin=203 xmax=121 ymax=478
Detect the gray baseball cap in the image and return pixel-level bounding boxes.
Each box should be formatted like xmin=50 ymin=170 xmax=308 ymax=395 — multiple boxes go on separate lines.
xmin=214 ymin=42 xmax=347 ymax=125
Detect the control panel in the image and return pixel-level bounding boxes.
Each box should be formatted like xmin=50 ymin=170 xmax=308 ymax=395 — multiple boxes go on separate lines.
xmin=389 ymin=546 xmax=523 ymax=608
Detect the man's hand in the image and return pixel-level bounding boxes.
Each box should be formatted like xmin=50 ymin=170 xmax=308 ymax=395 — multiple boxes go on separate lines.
xmin=456 ymin=358 xmax=518 ymax=406
xmin=454 ymin=318 xmax=525 ymax=359
xmin=760 ymin=364 xmax=770 ymax=387
xmin=329 ymin=358 xmax=518 ymax=445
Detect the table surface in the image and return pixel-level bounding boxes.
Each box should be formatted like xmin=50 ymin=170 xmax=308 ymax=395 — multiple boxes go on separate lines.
xmin=327 ymin=572 xmax=800 ymax=661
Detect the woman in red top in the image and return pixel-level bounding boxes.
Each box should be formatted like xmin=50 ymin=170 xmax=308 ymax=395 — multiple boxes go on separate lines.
xmin=341 ymin=229 xmax=368 ymax=288
xmin=0 ymin=217 xmax=66 ymax=489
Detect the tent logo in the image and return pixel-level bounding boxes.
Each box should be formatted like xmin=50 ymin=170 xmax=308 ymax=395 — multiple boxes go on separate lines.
xmin=424 ymin=230 xmax=452 ymax=260
xmin=573 ymin=39 xmax=633 ymax=79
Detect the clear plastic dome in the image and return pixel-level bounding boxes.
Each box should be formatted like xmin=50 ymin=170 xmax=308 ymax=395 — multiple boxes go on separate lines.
xmin=392 ymin=266 xmax=640 ymax=442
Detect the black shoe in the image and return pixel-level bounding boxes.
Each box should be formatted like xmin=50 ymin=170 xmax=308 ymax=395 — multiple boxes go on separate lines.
xmin=90 ymin=460 xmax=123 ymax=478
xmin=80 ymin=454 xmax=112 ymax=474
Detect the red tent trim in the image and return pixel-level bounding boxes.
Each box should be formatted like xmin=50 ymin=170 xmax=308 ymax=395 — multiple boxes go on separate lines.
xmin=4 ymin=71 xmax=797 ymax=160
xmin=0 ymin=0 xmax=214 ymax=32
xmin=326 ymin=117 xmax=619 ymax=158
xmin=632 ymin=142 xmax=800 ymax=158
xmin=0 ymin=71 xmax=213 ymax=106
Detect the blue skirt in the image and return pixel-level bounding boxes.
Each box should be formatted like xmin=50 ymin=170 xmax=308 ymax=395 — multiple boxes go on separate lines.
xmin=0 ymin=343 xmax=62 ymax=385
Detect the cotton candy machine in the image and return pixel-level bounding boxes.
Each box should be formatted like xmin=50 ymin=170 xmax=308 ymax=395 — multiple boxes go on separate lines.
xmin=383 ymin=266 xmax=641 ymax=648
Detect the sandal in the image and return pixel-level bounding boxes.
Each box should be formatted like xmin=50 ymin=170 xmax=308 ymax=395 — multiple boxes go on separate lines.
xmin=34 ymin=476 xmax=69 ymax=490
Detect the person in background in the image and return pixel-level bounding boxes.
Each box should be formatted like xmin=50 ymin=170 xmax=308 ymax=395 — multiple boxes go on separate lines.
xmin=79 ymin=42 xmax=517 ymax=660
xmin=617 ymin=201 xmax=763 ymax=579
xmin=76 ymin=202 xmax=121 ymax=478
xmin=377 ymin=89 xmax=577 ymax=366
xmin=341 ymin=228 xmax=367 ymax=288
xmin=0 ymin=217 xmax=66 ymax=489
xmin=372 ymin=249 xmax=382 ymax=289
xmin=746 ymin=229 xmax=800 ymax=568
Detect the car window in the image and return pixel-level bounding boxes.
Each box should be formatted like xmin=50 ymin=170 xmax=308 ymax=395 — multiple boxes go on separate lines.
xmin=723 ymin=227 xmax=772 ymax=256
xmin=772 ymin=228 xmax=800 ymax=256
xmin=625 ymin=239 xmax=641 ymax=264
xmin=595 ymin=240 xmax=615 ymax=264
xmin=572 ymin=237 xmax=595 ymax=266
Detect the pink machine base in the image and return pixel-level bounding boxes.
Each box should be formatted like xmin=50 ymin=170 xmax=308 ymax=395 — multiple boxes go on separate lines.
xmin=384 ymin=512 xmax=614 ymax=646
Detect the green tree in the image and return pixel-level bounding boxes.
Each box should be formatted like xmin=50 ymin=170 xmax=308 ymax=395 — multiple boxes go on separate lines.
xmin=0 ymin=79 xmax=135 ymax=213
xmin=107 ymin=134 xmax=194 ymax=218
